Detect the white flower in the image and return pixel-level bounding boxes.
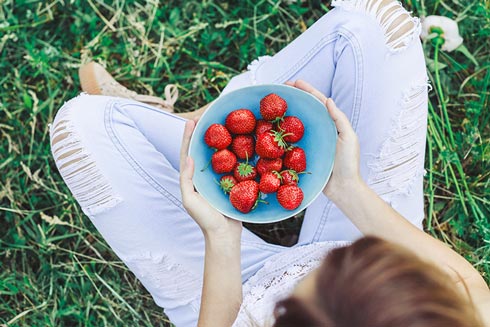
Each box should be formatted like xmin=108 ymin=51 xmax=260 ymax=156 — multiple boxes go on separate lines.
xmin=420 ymin=15 xmax=464 ymax=52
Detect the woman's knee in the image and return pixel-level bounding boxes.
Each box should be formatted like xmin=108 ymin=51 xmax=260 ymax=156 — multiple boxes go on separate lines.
xmin=333 ymin=0 xmax=420 ymax=52
xmin=50 ymin=94 xmax=123 ymax=216
xmin=50 ymin=94 xmax=108 ymax=169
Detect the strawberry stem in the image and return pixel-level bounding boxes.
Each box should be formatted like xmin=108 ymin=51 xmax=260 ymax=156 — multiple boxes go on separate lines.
xmin=200 ymin=156 xmax=213 ymax=172
xmin=272 ymin=115 xmax=285 ymax=124
xmin=200 ymin=148 xmax=218 ymax=172
xmin=252 ymin=197 xmax=269 ymax=210
xmin=271 ymin=130 xmax=291 ymax=149
xmin=258 ymin=199 xmax=269 ymax=205
xmin=299 ymin=171 xmax=312 ymax=175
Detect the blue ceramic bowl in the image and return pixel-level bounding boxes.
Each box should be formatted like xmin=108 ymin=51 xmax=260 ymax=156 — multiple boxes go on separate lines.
xmin=188 ymin=84 xmax=337 ymax=223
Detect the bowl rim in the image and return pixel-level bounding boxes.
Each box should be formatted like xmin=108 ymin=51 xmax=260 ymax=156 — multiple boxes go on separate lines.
xmin=188 ymin=83 xmax=337 ymax=223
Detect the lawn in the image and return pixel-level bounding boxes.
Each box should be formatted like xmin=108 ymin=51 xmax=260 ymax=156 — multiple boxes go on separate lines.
xmin=1 ymin=0 xmax=489 ymax=326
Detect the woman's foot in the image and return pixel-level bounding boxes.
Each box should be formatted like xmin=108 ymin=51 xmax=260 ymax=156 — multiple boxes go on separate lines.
xmin=78 ymin=62 xmax=179 ymax=112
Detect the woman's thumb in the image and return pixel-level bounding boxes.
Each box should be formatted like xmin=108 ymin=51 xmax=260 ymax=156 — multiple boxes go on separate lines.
xmin=325 ymin=98 xmax=354 ymax=136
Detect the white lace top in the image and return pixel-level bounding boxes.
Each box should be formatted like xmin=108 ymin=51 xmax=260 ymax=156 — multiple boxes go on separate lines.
xmin=233 ymin=241 xmax=352 ymax=326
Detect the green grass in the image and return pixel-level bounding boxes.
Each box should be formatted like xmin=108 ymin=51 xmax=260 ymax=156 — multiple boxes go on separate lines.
xmin=1 ymin=0 xmax=489 ymax=326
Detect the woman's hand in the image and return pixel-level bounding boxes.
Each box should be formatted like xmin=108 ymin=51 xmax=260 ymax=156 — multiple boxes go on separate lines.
xmin=179 ymin=117 xmax=242 ymax=241
xmin=286 ymin=80 xmax=363 ymax=202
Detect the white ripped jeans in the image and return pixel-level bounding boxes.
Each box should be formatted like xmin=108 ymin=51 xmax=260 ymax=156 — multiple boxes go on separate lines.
xmin=50 ymin=2 xmax=429 ymax=326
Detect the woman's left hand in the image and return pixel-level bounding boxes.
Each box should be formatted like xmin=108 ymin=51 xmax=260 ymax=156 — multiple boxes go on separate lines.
xmin=179 ymin=118 xmax=242 ymax=241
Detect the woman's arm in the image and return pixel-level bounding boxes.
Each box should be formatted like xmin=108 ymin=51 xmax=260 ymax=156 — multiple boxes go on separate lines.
xmin=331 ymin=179 xmax=490 ymax=324
xmin=180 ymin=119 xmax=243 ymax=326
xmin=289 ymin=80 xmax=490 ymax=325
xmin=199 ymin=230 xmax=242 ymax=326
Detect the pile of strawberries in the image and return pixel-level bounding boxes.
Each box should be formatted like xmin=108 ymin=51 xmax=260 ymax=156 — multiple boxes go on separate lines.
xmin=203 ymin=93 xmax=308 ymax=214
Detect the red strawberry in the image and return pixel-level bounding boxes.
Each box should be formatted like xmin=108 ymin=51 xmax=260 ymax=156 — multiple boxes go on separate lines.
xmin=256 ymin=158 xmax=283 ymax=175
xmin=255 ymin=131 xmax=287 ymax=159
xmin=255 ymin=119 xmax=274 ymax=136
xmin=204 ymin=124 xmax=232 ymax=150
xmin=231 ymin=135 xmax=255 ymax=160
xmin=233 ymin=162 xmax=257 ymax=182
xmin=277 ymin=185 xmax=304 ymax=210
xmin=283 ymin=147 xmax=306 ymax=172
xmin=259 ymin=171 xmax=281 ymax=194
xmin=219 ymin=175 xmax=237 ymax=194
xmin=230 ymin=180 xmax=260 ymax=213
xmin=260 ymin=93 xmax=287 ymax=121
xmin=277 ymin=116 xmax=304 ymax=143
xmin=225 ymin=109 xmax=256 ymax=134
xmin=280 ymin=170 xmax=299 ymax=185
xmin=211 ymin=149 xmax=237 ymax=174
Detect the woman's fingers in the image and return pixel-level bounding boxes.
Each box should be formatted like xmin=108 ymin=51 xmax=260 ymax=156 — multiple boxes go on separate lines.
xmin=325 ymin=98 xmax=354 ymax=137
xmin=294 ymin=80 xmax=328 ymax=104
xmin=180 ymin=155 xmax=196 ymax=202
xmin=289 ymin=79 xmax=355 ymax=137
xmin=180 ymin=120 xmax=196 ymax=173
xmin=179 ymin=120 xmax=198 ymax=206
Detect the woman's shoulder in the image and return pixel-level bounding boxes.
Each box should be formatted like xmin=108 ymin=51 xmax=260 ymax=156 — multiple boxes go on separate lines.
xmin=256 ymin=240 xmax=352 ymax=280
xmin=235 ymin=240 xmax=352 ymax=326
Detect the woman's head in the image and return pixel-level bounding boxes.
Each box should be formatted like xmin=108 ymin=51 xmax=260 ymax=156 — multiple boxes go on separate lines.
xmin=273 ymin=236 xmax=481 ymax=327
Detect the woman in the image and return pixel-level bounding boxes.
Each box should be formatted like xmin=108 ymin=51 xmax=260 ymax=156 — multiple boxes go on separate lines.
xmin=50 ymin=0 xmax=490 ymax=326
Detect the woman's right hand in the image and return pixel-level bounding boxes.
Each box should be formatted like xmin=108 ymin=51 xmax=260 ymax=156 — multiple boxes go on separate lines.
xmin=179 ymin=118 xmax=242 ymax=241
xmin=286 ymin=80 xmax=363 ymax=202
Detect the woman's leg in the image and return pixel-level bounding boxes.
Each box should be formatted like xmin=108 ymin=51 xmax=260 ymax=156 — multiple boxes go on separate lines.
xmin=222 ymin=0 xmax=428 ymax=243
xmin=50 ymin=95 xmax=284 ymax=326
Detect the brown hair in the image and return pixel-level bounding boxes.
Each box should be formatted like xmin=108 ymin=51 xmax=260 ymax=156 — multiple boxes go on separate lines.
xmin=273 ymin=236 xmax=482 ymax=327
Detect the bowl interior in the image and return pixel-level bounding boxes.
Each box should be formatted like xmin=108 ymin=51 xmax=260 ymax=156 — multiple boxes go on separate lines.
xmin=188 ymin=84 xmax=337 ymax=223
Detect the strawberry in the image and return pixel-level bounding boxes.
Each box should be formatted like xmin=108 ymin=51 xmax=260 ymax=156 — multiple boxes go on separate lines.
xmin=219 ymin=175 xmax=237 ymax=194
xmin=211 ymin=149 xmax=237 ymax=174
xmin=277 ymin=185 xmax=304 ymax=210
xmin=231 ymin=135 xmax=255 ymax=160
xmin=283 ymin=147 xmax=306 ymax=172
xmin=280 ymin=170 xmax=299 ymax=185
xmin=255 ymin=119 xmax=274 ymax=136
xmin=229 ymin=180 xmax=260 ymax=213
xmin=233 ymin=162 xmax=257 ymax=182
xmin=225 ymin=109 xmax=256 ymax=134
xmin=259 ymin=171 xmax=281 ymax=194
xmin=260 ymin=93 xmax=287 ymax=121
xmin=255 ymin=131 xmax=287 ymax=159
xmin=204 ymin=124 xmax=232 ymax=150
xmin=277 ymin=116 xmax=304 ymax=143
xmin=256 ymin=158 xmax=283 ymax=175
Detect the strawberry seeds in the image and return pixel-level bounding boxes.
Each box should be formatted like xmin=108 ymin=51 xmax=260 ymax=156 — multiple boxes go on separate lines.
xmin=203 ymin=93 xmax=306 ymax=214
